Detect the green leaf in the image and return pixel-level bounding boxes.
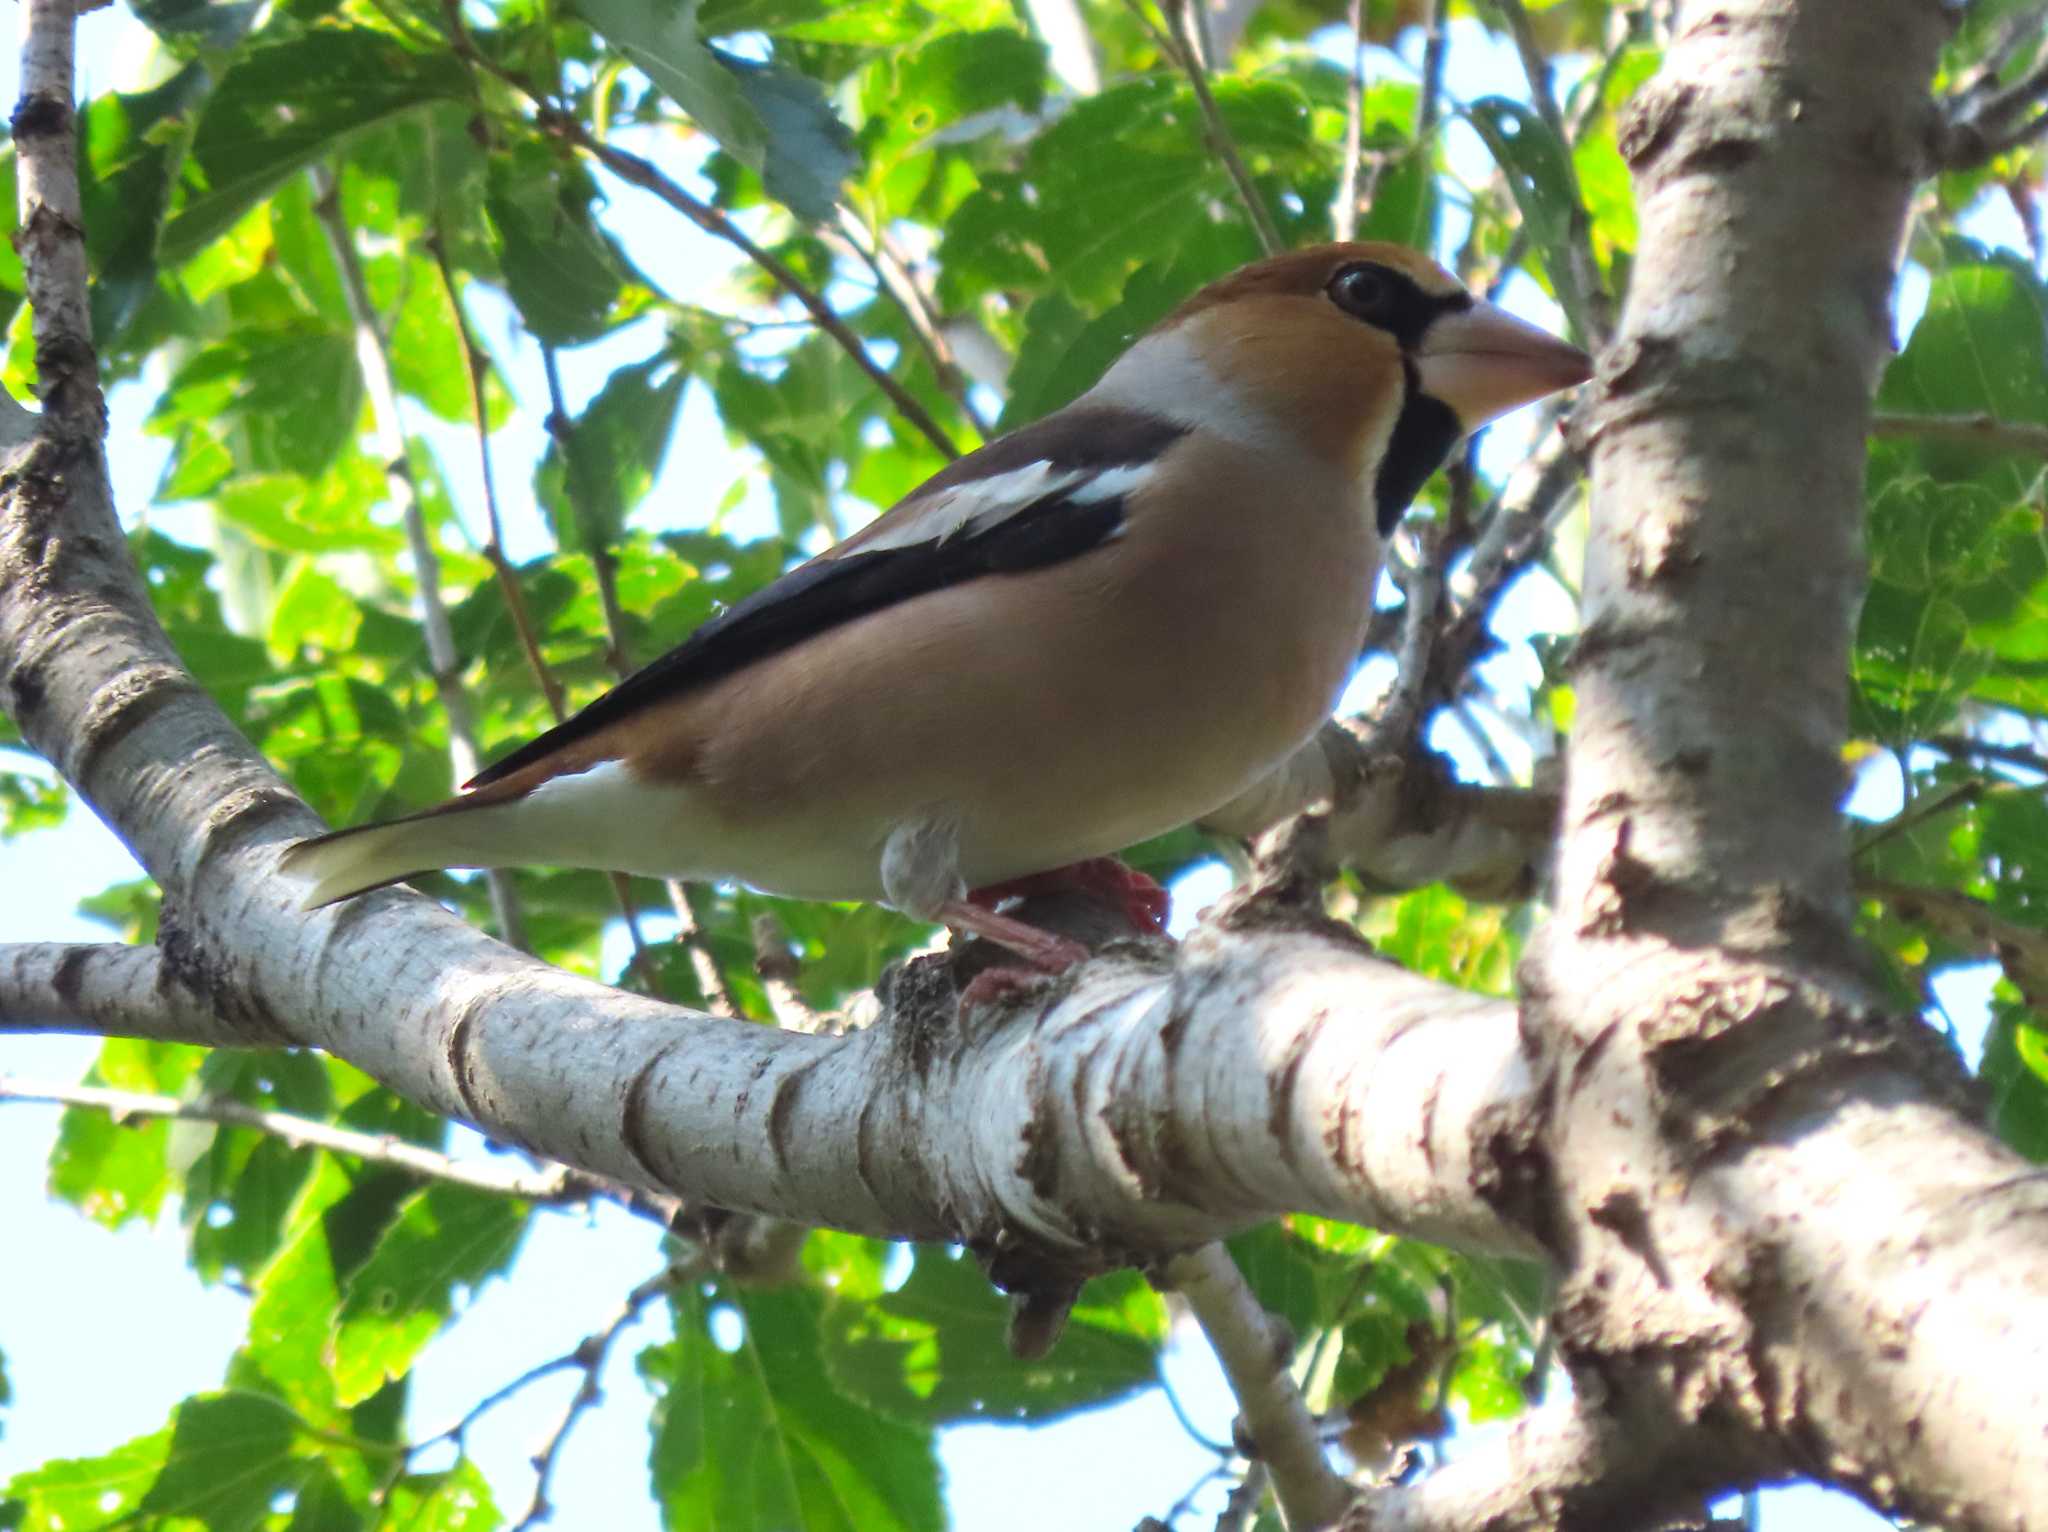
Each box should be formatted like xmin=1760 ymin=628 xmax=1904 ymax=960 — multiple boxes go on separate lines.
xmin=330 ymin=1184 xmax=527 ymax=1405
xmin=485 ymin=150 xmax=631 ymax=346
xmin=80 ymin=65 xmax=209 ymax=352
xmin=137 ymin=1392 xmax=303 ymax=1531
xmin=822 ymin=1248 xmax=1164 ymax=1425
xmin=129 ymin=0 xmax=262 ymax=47
xmin=1462 ymin=98 xmax=1585 ymax=329
xmin=4 ymin=1420 xmax=171 ymax=1530
xmin=724 ymin=57 xmax=860 ymax=223
xmin=878 ymin=29 xmax=1047 ymax=129
xmin=646 ymin=1283 xmax=941 ymax=1532
xmin=1859 ymin=250 xmax=2048 ymax=734
xmin=164 ymin=29 xmax=470 ymax=262
xmin=536 ymin=355 xmax=688 ymax=551
xmin=1983 ymin=993 xmax=2048 ymax=1160
xmin=270 ymin=563 xmax=367 ymax=662
xmin=573 ymin=0 xmax=853 ymax=219
xmin=380 ymin=1460 xmax=499 ymax=1531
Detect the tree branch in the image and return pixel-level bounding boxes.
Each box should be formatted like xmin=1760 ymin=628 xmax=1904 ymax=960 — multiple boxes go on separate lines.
xmin=1162 ymin=1243 xmax=1352 ymax=1529
xmin=1491 ymin=0 xmax=1612 ymax=342
xmin=0 ymin=1074 xmax=601 ymax=1202
xmin=1121 ymin=0 xmax=1283 ymax=255
xmin=1869 ymin=409 xmax=2048 ymax=457
xmin=526 ymin=113 xmax=960 ymax=460
xmin=309 ymin=163 xmax=529 ymax=949
xmin=0 ymin=941 xmax=248 ymax=1045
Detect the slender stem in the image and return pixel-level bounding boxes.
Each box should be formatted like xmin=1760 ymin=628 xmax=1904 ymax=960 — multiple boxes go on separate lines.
xmin=833 ymin=206 xmax=991 ymax=441
xmin=1160 ymin=1244 xmax=1352 ymax=1529
xmin=309 ymin=164 xmax=529 ymax=950
xmin=1333 ymin=0 xmax=1366 ymax=243
xmin=0 ymin=1075 xmax=597 ymax=1200
xmin=525 ymin=111 xmax=959 ymax=459
xmin=1124 ymin=0 xmax=1283 ymax=255
xmin=1491 ymin=0 xmax=1612 ymax=341
xmin=1870 ymin=410 xmax=2048 ymax=458
xmin=1417 ymin=0 xmax=1452 ymax=142
xmin=426 ymin=233 xmax=568 ymax=721
xmin=512 ymin=1268 xmax=682 ymax=1529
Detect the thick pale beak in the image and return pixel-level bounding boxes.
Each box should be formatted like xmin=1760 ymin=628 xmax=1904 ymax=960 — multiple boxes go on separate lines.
xmin=1414 ymin=299 xmax=1592 ymax=430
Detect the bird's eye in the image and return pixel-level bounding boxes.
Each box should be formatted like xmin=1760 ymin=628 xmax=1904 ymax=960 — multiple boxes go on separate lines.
xmin=1328 ymin=263 xmax=1397 ymax=324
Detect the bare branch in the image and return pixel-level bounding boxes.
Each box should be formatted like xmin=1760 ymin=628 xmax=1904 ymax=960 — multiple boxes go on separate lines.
xmin=1333 ymin=0 xmax=1366 ymax=242
xmin=1863 ymin=876 xmax=2048 ymax=1005
xmin=14 ymin=0 xmax=101 ymax=435
xmin=1869 ymin=410 xmax=2048 ymax=458
xmin=310 ymin=164 xmax=529 ymax=949
xmin=0 ymin=1074 xmax=601 ymax=1202
xmin=1162 ymin=1244 xmax=1352 ymax=1529
xmin=831 ymin=207 xmax=993 ymax=441
xmin=1489 ymin=0 xmax=1612 ymax=341
xmin=511 ymin=1268 xmax=678 ymax=1529
xmin=0 ymin=942 xmax=249 ymax=1045
xmin=532 ymin=115 xmax=960 ymax=460
xmin=1122 ymin=0 xmax=1283 ymax=255
xmin=534 ymin=343 xmax=732 ymax=1013
xmin=425 ymin=232 xmax=569 ymax=722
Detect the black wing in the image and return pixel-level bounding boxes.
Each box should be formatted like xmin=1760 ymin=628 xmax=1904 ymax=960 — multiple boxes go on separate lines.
xmin=467 ymin=407 xmax=1188 ymax=789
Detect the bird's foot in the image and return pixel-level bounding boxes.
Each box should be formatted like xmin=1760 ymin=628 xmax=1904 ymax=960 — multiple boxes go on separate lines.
xmin=936 ymin=898 xmax=1090 ymax=974
xmin=968 ymin=857 xmax=1170 ymax=936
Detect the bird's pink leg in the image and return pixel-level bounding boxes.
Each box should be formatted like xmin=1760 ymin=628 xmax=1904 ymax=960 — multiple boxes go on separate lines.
xmin=936 ymin=899 xmax=1089 ymax=973
xmin=967 ymin=857 xmax=1171 ymax=935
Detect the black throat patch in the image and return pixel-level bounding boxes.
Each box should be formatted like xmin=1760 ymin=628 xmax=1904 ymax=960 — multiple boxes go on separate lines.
xmin=1372 ymin=363 xmax=1461 ymax=535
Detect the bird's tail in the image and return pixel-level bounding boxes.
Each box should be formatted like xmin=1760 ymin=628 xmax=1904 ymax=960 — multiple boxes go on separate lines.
xmin=278 ymin=799 xmax=529 ymax=909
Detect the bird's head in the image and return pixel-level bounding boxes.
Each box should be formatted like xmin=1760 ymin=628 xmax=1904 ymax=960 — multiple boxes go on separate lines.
xmin=1097 ymin=242 xmax=1593 ymax=530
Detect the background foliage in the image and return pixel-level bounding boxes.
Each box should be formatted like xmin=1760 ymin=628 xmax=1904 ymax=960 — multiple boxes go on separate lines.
xmin=3 ymin=0 xmax=2047 ymax=1527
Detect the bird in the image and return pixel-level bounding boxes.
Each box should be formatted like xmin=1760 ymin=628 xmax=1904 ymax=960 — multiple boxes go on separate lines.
xmin=282 ymin=242 xmax=1591 ymax=970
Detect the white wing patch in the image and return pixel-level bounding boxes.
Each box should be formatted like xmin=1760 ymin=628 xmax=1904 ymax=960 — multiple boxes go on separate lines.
xmin=833 ymin=457 xmax=1157 ymax=557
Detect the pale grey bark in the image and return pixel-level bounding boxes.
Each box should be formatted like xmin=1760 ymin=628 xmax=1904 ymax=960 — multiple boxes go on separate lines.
xmin=1520 ymin=3 xmax=2048 ymax=1529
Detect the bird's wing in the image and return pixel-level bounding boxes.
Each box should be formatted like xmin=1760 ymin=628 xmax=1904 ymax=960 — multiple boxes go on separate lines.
xmin=465 ymin=405 xmax=1190 ymax=790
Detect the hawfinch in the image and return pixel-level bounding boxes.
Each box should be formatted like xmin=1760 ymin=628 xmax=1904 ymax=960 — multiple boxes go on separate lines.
xmin=283 ymin=243 xmax=1590 ymax=967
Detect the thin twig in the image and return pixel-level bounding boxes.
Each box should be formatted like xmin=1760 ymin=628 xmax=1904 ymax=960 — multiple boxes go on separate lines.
xmin=1491 ymin=0 xmax=1611 ymax=341
xmin=1432 ymin=427 xmax=1582 ymax=701
xmin=530 ymin=116 xmax=959 ymax=459
xmin=535 ymin=344 xmax=735 ymax=1013
xmin=1333 ymin=0 xmax=1366 ymax=243
xmin=1851 ymin=777 xmax=1983 ymax=858
xmin=1417 ymin=0 xmax=1452 ymax=142
xmin=1124 ymin=0 xmax=1283 ymax=255
xmin=426 ymin=233 xmax=568 ymax=721
xmin=1939 ymin=14 xmax=2048 ymax=168
xmin=832 ymin=207 xmax=991 ymax=440
xmin=1361 ymin=523 xmax=1448 ymax=757
xmin=1160 ymin=1245 xmax=1352 ymax=1529
xmin=513 ymin=1268 xmax=682 ymax=1529
xmin=0 ymin=1075 xmax=599 ymax=1201
xmin=385 ymin=1265 xmax=689 ymax=1515
xmin=1870 ymin=410 xmax=2048 ymax=458
xmin=1928 ymin=733 xmax=2048 ymax=777
xmin=1212 ymin=1461 xmax=1272 ymax=1532
xmin=750 ymin=911 xmax=830 ymax=1033
xmin=309 ymin=164 xmax=530 ymax=949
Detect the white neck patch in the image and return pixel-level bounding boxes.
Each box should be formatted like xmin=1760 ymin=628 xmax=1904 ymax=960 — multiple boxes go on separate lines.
xmin=1082 ymin=326 xmax=1299 ymax=457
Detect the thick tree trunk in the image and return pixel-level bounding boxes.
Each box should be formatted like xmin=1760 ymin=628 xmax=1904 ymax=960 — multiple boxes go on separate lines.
xmin=1524 ymin=2 xmax=2048 ymax=1526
